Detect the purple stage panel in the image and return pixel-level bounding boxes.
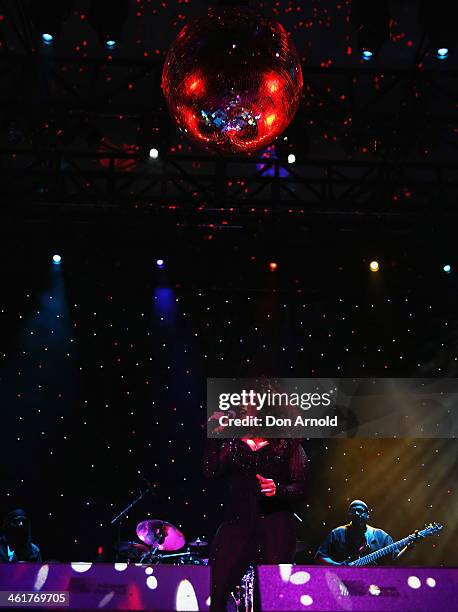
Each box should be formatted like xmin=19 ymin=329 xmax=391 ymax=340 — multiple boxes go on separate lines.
xmin=257 ymin=565 xmax=458 ymax=612
xmin=0 ymin=563 xmax=210 ymax=611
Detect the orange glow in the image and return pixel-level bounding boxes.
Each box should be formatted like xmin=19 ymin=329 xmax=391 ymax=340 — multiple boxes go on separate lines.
xmin=264 ymin=72 xmax=281 ymax=93
xmin=369 ymin=260 xmax=380 ymax=272
xmin=265 ymin=113 xmax=276 ymax=126
xmin=189 ymin=79 xmax=201 ymax=91
xmin=268 ymin=80 xmax=279 ymax=93
xmin=185 ymin=74 xmax=205 ymax=95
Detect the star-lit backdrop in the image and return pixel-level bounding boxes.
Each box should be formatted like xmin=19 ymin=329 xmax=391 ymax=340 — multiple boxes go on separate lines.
xmin=0 ymin=241 xmax=456 ymax=566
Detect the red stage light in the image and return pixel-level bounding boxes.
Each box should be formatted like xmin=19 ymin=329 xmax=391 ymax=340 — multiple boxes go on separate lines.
xmin=162 ymin=6 xmax=303 ymax=156
xmin=269 ymin=262 xmax=278 ymax=271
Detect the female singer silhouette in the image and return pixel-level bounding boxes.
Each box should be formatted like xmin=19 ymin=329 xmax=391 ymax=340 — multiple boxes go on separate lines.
xmin=204 ymin=427 xmax=308 ymax=612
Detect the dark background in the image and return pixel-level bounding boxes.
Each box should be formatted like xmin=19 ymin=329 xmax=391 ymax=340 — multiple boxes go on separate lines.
xmin=0 ymin=0 xmax=457 ymax=566
xmin=1 ymin=241 xmax=456 ymax=564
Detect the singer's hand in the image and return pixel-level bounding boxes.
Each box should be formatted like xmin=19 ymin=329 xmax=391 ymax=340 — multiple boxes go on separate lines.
xmin=256 ymin=474 xmax=277 ymax=497
xmin=208 ymin=410 xmax=231 ymax=433
xmin=208 ymin=411 xmax=227 ymax=421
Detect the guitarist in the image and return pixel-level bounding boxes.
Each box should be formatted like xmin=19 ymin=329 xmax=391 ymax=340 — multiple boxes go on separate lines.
xmin=315 ymin=499 xmax=406 ymax=566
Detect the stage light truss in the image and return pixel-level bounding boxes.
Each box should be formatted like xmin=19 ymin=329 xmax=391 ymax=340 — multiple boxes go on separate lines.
xmin=1 ymin=147 xmax=457 ymax=219
xmin=0 ymin=51 xmax=457 ymax=228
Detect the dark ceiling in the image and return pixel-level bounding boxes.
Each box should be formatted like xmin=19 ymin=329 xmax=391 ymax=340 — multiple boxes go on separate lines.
xmin=0 ymin=0 xmax=457 ymax=239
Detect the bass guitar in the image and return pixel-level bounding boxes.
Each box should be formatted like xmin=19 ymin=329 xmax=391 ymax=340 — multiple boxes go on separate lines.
xmin=347 ymin=522 xmax=443 ymax=567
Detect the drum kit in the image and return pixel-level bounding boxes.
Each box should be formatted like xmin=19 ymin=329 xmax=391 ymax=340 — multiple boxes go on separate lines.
xmin=116 ymin=518 xmax=254 ymax=610
xmin=116 ymin=518 xmax=209 ymax=565
xmin=116 ymin=518 xmax=306 ymax=612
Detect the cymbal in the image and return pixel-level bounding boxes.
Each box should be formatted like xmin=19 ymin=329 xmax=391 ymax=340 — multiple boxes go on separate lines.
xmin=136 ymin=519 xmax=185 ymax=551
xmin=189 ymin=537 xmax=208 ymax=548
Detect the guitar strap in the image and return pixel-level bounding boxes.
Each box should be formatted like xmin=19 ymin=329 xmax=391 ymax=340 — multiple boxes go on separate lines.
xmin=365 ymin=525 xmax=375 ymax=550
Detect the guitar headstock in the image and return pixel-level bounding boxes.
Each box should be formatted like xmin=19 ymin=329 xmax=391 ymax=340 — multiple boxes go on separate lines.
xmin=416 ymin=522 xmax=444 ymax=538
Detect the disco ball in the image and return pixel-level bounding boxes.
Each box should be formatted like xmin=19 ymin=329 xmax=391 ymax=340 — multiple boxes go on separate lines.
xmin=162 ymin=6 xmax=303 ymax=155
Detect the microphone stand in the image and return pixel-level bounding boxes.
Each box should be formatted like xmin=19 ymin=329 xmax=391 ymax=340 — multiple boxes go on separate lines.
xmin=110 ymin=486 xmax=154 ymax=562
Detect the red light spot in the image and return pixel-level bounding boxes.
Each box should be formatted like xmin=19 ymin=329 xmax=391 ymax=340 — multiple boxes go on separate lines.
xmin=266 ymin=77 xmax=280 ymax=93
xmin=185 ymin=73 xmax=205 ymax=95
xmin=269 ymin=262 xmax=278 ymax=271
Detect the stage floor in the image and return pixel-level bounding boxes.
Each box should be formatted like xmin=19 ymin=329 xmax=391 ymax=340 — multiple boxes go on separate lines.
xmin=0 ymin=563 xmax=457 ymax=611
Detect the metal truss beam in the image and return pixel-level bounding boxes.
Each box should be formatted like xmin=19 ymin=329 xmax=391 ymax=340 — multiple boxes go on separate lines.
xmin=1 ymin=148 xmax=457 ymax=217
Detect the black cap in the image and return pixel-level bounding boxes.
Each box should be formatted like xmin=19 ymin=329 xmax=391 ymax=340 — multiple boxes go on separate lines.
xmin=348 ymin=500 xmax=369 ymax=512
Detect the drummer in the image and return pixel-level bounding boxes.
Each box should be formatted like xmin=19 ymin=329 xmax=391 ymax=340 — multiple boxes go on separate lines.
xmin=118 ymin=520 xmax=208 ymax=564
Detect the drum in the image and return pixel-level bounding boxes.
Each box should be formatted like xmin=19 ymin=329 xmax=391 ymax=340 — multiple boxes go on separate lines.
xmin=116 ymin=541 xmax=150 ymax=562
xmin=157 ymin=549 xmax=208 ymax=565
xmin=178 ymin=553 xmax=208 ymax=565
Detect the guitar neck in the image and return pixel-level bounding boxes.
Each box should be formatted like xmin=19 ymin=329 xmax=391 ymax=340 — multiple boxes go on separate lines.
xmin=349 ymin=535 xmax=412 ymax=567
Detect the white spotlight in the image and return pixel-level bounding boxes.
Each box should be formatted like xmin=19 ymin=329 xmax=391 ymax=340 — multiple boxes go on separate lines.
xmin=287 ymin=153 xmax=296 ymax=164
xmin=369 ymin=260 xmax=380 ymax=272
xmin=149 ymin=148 xmax=159 ymax=160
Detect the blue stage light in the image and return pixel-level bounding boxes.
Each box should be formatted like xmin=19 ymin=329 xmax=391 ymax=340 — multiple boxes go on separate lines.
xmin=361 ymin=49 xmax=374 ymax=61
xmin=42 ymin=33 xmax=54 ymax=45
xmin=443 ymin=264 xmax=452 ymax=273
xmin=105 ymin=39 xmax=116 ymax=49
xmin=436 ymin=47 xmax=449 ymax=60
xmin=156 ymin=259 xmax=165 ymax=269
xmin=52 ymin=254 xmax=62 ymax=265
